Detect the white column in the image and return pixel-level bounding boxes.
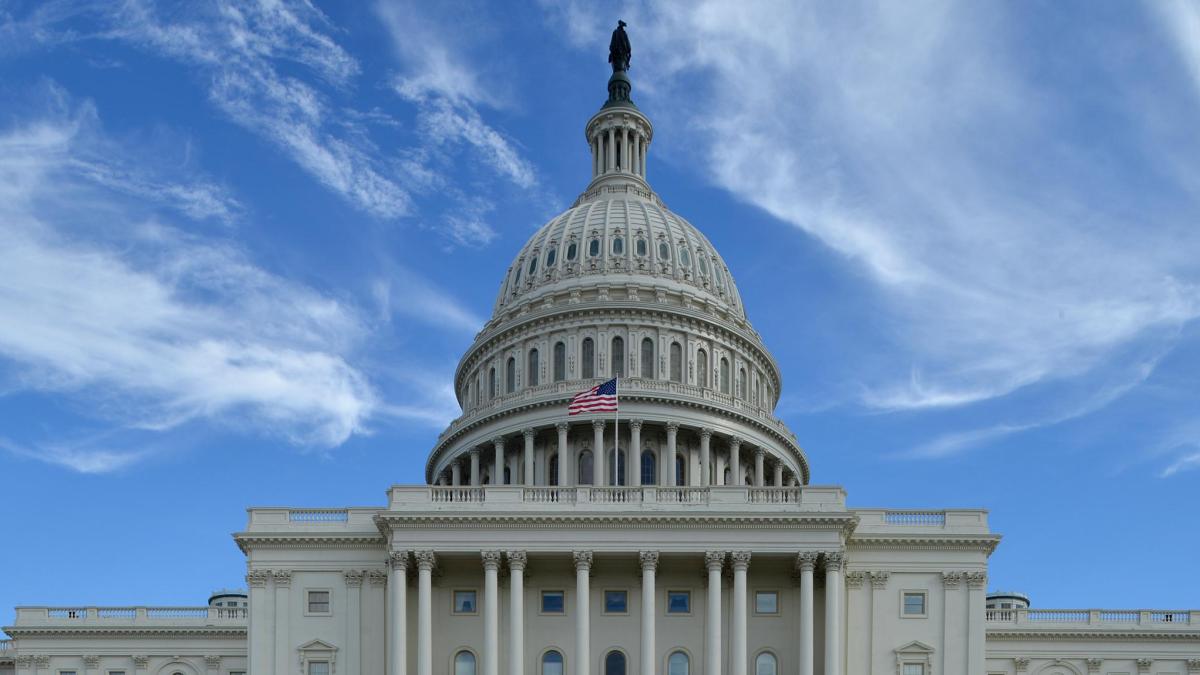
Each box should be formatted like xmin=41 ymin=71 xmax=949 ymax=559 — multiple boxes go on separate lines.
xmin=966 ymin=572 xmax=986 ymax=675
xmin=640 ymin=552 xmax=658 ymax=675
xmin=592 ymin=419 xmax=606 ymax=486
xmin=492 ymin=437 xmax=505 ymax=485
xmin=797 ymin=553 xmax=816 ymax=675
xmin=274 ymin=570 xmax=291 ymax=675
xmin=824 ymin=553 xmax=843 ymax=675
xmin=574 ymin=551 xmax=593 ymax=675
xmin=557 ymin=422 xmax=571 ymax=487
xmin=246 ymin=570 xmax=271 ymax=675
xmin=451 ymin=461 xmax=462 ymax=486
xmin=754 ymin=449 xmax=765 ymax=487
xmin=630 ymin=420 xmax=643 ymax=487
xmin=641 ymin=140 xmax=648 ymax=179
xmin=509 ymin=552 xmax=528 ymax=675
xmin=699 ymin=428 xmax=713 ymax=486
xmin=729 ymin=437 xmax=742 ymax=486
xmin=705 ymin=552 xmax=725 ymax=675
xmin=523 ymin=428 xmax=536 ymax=485
xmin=416 ymin=551 xmax=436 ymax=675
xmin=665 ymin=422 xmax=679 ymax=486
xmin=773 ymin=462 xmax=783 ymax=488
xmin=483 ymin=551 xmax=502 ymax=675
xmin=732 ymin=552 xmax=751 ymax=675
xmin=346 ymin=570 xmax=364 ymax=675
xmin=471 ymin=449 xmax=481 ymax=487
xmin=388 ymin=553 xmax=408 ymax=675
xmin=633 ymin=133 xmax=641 ymax=177
xmin=606 ymin=128 xmax=615 ymax=174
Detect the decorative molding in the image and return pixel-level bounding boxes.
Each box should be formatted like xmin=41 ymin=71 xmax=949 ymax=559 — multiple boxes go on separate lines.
xmin=523 ymin=427 xmax=536 ymax=440
xmin=1137 ymin=658 xmax=1153 ymax=673
xmin=964 ymin=571 xmax=987 ymax=589
xmin=573 ymin=550 xmax=594 ymax=571
xmin=389 ymin=551 xmax=409 ymax=571
xmin=368 ymin=569 xmax=389 ymax=586
xmin=796 ymin=552 xmax=818 ymax=572
xmin=6 ymin=627 xmax=248 ymax=640
xmin=246 ymin=569 xmax=271 ymax=587
xmin=849 ymin=535 xmax=1002 ymax=555
xmin=15 ymin=656 xmax=33 ymax=667
xmin=344 ymin=570 xmax=364 ymax=587
xmin=704 ymin=550 xmax=726 ymax=570
xmin=235 ymin=534 xmax=387 ymax=554
xmin=1086 ymin=659 xmax=1102 ymax=673
xmin=870 ymin=571 xmax=890 ymax=590
xmin=1014 ymin=657 xmax=1030 ymax=672
xmin=824 ymin=551 xmax=844 ymax=572
xmin=34 ymin=656 xmax=50 ymax=668
xmin=942 ymin=571 xmax=962 ymax=589
xmin=506 ymin=550 xmax=528 ymax=570
xmin=481 ymin=550 xmax=503 ymax=570
xmin=1186 ymin=658 xmax=1200 ymax=673
xmin=699 ymin=427 xmax=714 ymax=439
xmin=133 ymin=655 xmax=149 ymax=669
xmin=730 ymin=550 xmax=752 ymax=570
xmin=639 ymin=551 xmax=659 ymax=571
xmin=374 ymin=512 xmax=860 ymax=534
xmin=272 ymin=569 xmax=292 ymax=586
xmin=83 ymin=655 xmax=100 ymax=668
xmin=845 ymin=571 xmax=867 ymax=589
xmin=414 ymin=550 xmax=437 ymax=571
xmin=204 ymin=655 xmax=222 ymax=669
xmin=988 ymin=628 xmax=1200 ymax=641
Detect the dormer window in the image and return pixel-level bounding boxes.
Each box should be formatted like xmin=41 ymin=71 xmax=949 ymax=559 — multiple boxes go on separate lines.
xmin=546 ymin=247 xmax=557 ymax=266
xmin=636 ymin=238 xmax=647 ymax=256
xmin=679 ymin=247 xmax=691 ymax=268
xmin=612 ymin=237 xmax=624 ymax=255
xmin=589 ymin=238 xmax=601 ymax=257
xmin=567 ymin=242 xmax=578 ymax=261
xmin=658 ymin=241 xmax=670 ymax=260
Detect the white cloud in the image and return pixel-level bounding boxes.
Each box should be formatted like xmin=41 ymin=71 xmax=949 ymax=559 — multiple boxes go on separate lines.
xmin=1161 ymin=447 xmax=1200 ymax=478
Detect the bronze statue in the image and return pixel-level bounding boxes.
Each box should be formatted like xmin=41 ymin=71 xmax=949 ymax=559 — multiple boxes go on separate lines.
xmin=608 ymin=20 xmax=631 ymax=73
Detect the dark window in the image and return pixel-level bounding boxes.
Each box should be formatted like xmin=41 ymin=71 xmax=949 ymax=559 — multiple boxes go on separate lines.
xmin=307 ymin=590 xmax=330 ymax=613
xmin=675 ymin=455 xmax=686 ymax=486
xmin=604 ymin=590 xmax=628 ymax=613
xmin=549 ymin=454 xmax=559 ymax=486
xmin=514 ymin=266 xmax=522 ymax=285
xmin=641 ymin=338 xmax=654 ymax=378
xmin=542 ymin=591 xmax=565 ymax=614
xmin=669 ymin=342 xmax=682 ymax=382
xmin=589 ymin=239 xmax=600 ymax=257
xmin=697 ymin=349 xmax=708 ymax=387
xmin=720 ymin=358 xmax=730 ymax=394
xmin=567 ymin=242 xmax=578 ymax=261
xmin=554 ymin=342 xmax=566 ymax=381
xmin=489 ymin=367 xmax=497 ymax=398
xmin=582 ymin=338 xmax=595 ymax=379
xmin=578 ymin=450 xmax=594 ymax=485
xmin=454 ymin=590 xmax=477 ymax=613
xmin=605 ymin=652 xmax=626 ymax=675
xmin=528 ymin=349 xmax=540 ymax=387
xmin=611 ymin=336 xmax=625 ymax=377
xmin=546 ymin=247 xmax=557 ymax=267
xmin=738 ymin=368 xmax=747 ymax=399
xmin=640 ymin=450 xmax=656 ymax=485
xmin=474 ymin=375 xmax=481 ymax=405
xmin=636 ymin=238 xmax=647 ymax=256
xmin=506 ymin=357 xmax=516 ymax=393
xmin=529 ymin=255 xmax=538 ymax=275
xmin=667 ymin=591 xmax=690 ymax=614
xmin=612 ymin=237 xmax=624 ymax=255
xmin=608 ymin=450 xmax=627 ymax=486
xmin=658 ymin=241 xmax=670 ymax=260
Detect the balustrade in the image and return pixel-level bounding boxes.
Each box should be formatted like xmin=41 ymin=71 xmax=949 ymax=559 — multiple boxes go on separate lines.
xmin=288 ymin=509 xmax=349 ymax=522
xmin=431 ymin=487 xmax=486 ymax=503
xmin=883 ymin=510 xmax=946 ymax=526
xmin=986 ymin=608 xmax=1194 ymax=626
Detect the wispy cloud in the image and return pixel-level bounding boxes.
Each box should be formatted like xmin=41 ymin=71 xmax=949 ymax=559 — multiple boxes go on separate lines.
xmin=1161 ymin=447 xmax=1200 ymax=478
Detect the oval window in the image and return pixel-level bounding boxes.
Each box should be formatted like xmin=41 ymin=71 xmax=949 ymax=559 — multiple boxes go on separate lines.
xmin=589 ymin=239 xmax=601 ymax=257
xmin=567 ymin=242 xmax=578 ymax=261
xmin=612 ymin=237 xmax=624 ymax=254
xmin=680 ymin=247 xmax=691 ymax=267
xmin=546 ymin=248 xmax=557 ymax=266
xmin=528 ymin=255 xmax=538 ymax=275
xmin=658 ymin=242 xmax=670 ymax=260
xmin=636 ymin=238 xmax=647 ymax=256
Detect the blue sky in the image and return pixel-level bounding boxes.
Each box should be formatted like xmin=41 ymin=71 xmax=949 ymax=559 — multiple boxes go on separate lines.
xmin=1 ymin=0 xmax=1198 ymax=617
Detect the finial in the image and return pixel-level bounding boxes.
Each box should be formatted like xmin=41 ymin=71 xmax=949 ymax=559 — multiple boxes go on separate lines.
xmin=608 ymin=20 xmax=631 ymax=73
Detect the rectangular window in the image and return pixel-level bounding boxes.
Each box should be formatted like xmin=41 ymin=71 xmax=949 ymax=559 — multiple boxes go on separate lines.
xmin=308 ymin=663 xmax=330 ymax=675
xmin=454 ymin=590 xmax=478 ymax=614
xmin=902 ymin=591 xmax=927 ymax=617
xmin=109 ymin=672 xmax=127 ymax=675
xmin=604 ymin=590 xmax=628 ymax=614
xmin=667 ymin=590 xmax=690 ymax=614
xmin=902 ymin=665 xmax=924 ymax=675
xmin=307 ymin=590 xmax=331 ymax=614
xmin=60 ymin=672 xmax=78 ymax=675
xmin=754 ymin=590 xmax=779 ymax=615
xmin=541 ymin=590 xmax=565 ymax=614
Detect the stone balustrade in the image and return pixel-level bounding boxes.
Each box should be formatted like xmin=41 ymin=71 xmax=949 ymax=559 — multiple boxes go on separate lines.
xmin=389 ymin=484 xmax=845 ymax=512
xmin=0 ymin=639 xmax=11 ymax=652
xmin=11 ymin=606 xmax=247 ymax=626
xmin=986 ymin=608 xmax=1199 ymax=626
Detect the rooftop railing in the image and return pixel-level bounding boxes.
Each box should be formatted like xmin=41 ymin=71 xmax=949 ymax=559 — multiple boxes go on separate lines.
xmin=13 ymin=606 xmax=247 ymax=626
xmin=0 ymin=639 xmax=12 ymax=652
xmin=986 ymin=608 xmax=1198 ymax=627
xmin=389 ymin=485 xmax=846 ymax=513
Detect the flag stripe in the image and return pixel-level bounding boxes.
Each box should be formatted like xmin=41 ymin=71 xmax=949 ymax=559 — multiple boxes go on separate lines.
xmin=568 ymin=377 xmax=618 ymax=415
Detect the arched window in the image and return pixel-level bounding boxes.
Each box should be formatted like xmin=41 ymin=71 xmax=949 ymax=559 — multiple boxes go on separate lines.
xmin=698 ymin=254 xmax=709 ymax=276
xmin=455 ymin=651 xmax=477 ymax=675
xmin=696 ymin=349 xmax=708 ymax=388
xmin=611 ymin=336 xmax=625 ymax=377
xmin=578 ymin=450 xmax=594 ymax=485
xmin=679 ymin=247 xmax=691 ymax=268
xmin=720 ymin=358 xmax=730 ymax=394
xmin=738 ymin=367 xmax=747 ymax=399
xmin=612 ymin=237 xmax=624 ymax=255
xmin=548 ymin=454 xmax=559 ymax=486
xmin=608 ymin=449 xmax=627 ymax=486
xmin=514 ymin=265 xmax=522 ymax=286
xmin=542 ymin=651 xmax=564 ymax=675
xmin=474 ymin=374 xmax=481 ymax=406
xmin=567 ymin=242 xmax=578 ymax=261
xmin=605 ymin=651 xmax=626 ymax=675
xmin=658 ymin=241 xmax=671 ymax=260
xmin=636 ymin=238 xmax=647 ymax=256
xmin=669 ymin=342 xmax=683 ymax=382
xmin=641 ymin=450 xmax=656 ymax=485
xmin=529 ymin=255 xmax=538 ymax=275
xmin=755 ymin=653 xmax=777 ymax=675
xmin=489 ymin=367 xmax=497 ymax=398
xmin=506 ymin=357 xmax=517 ymax=393
xmin=546 ymin=247 xmax=557 ymax=267
xmin=640 ymin=338 xmax=655 ymax=378
xmin=503 ymin=466 xmax=511 ymax=484
xmin=554 ymin=342 xmax=566 ymax=381
xmin=668 ymin=651 xmax=689 ymax=675
xmin=675 ymin=455 xmax=686 ymax=486
xmin=528 ymin=349 xmax=540 ymax=387
xmin=589 ymin=239 xmax=601 ymax=257
xmin=581 ymin=338 xmax=595 ymax=379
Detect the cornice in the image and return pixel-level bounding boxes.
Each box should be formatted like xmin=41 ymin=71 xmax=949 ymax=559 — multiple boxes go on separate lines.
xmin=376 ymin=512 xmax=857 ymax=534
xmin=234 ymin=533 xmax=386 ymax=554
xmin=986 ymin=628 xmax=1200 ymax=641
xmin=848 ymin=534 xmax=1002 ymax=555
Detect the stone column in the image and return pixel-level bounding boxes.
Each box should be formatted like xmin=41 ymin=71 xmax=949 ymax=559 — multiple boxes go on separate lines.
xmin=606 ymin=128 xmax=615 ymax=174
xmin=773 ymin=462 xmax=783 ymax=487
xmin=729 ymin=437 xmax=742 ymax=486
xmin=274 ymin=569 xmax=291 ymax=675
xmin=754 ymin=449 xmax=765 ymax=487
xmin=706 ymin=552 xmax=725 ymax=675
xmin=388 ymin=553 xmax=408 ymax=675
xmin=492 ymin=437 xmax=505 ymax=485
xmin=731 ymin=552 xmax=751 ymax=675
xmin=629 ymin=420 xmax=643 ymax=487
xmin=592 ymin=419 xmax=607 ymax=486
xmin=642 ymin=140 xmax=648 ymax=180
xmin=509 ymin=552 xmax=528 ymax=675
xmin=634 ymin=133 xmax=642 ymax=177
xmin=824 ymin=553 xmax=844 ymax=675
xmin=416 ymin=551 xmax=436 ymax=675
xmin=557 ymin=422 xmax=571 ymax=487
xmin=640 ymin=552 xmax=659 ymax=675
xmin=85 ymin=655 xmax=100 ymax=675
xmin=346 ymin=570 xmax=364 ymax=675
xmin=797 ymin=553 xmax=817 ymax=675
xmin=966 ymin=572 xmax=987 ymax=675
xmin=471 ymin=449 xmax=481 ymax=487
xmin=665 ymin=422 xmax=679 ymax=486
xmin=620 ymin=127 xmax=628 ymax=171
xmin=247 ymin=569 xmax=271 ymax=675
xmin=574 ymin=551 xmax=593 ymax=675
xmin=451 ymin=461 xmax=462 ymax=487
xmin=523 ymin=428 xmax=536 ymax=486
xmin=699 ymin=428 xmax=713 ymax=486
xmin=483 ymin=551 xmax=502 ymax=675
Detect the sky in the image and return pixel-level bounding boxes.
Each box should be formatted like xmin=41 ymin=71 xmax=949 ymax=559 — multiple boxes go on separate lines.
xmin=0 ymin=0 xmax=1198 ymax=617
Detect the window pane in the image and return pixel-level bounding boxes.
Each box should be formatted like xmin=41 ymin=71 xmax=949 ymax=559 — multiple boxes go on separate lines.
xmin=903 ymin=593 xmax=925 ymax=615
xmin=605 ymin=590 xmax=628 ymax=613
xmin=543 ymin=651 xmax=564 ymax=675
xmin=528 ymin=349 xmax=539 ymax=386
xmin=506 ymin=357 xmax=516 ymax=393
xmin=755 ymin=654 xmax=777 ymax=675
xmin=667 ymin=591 xmax=690 ymax=613
xmin=308 ymin=591 xmax=330 ymax=613
xmin=582 ymin=338 xmax=595 ymax=379
xmin=579 ymin=450 xmax=594 ymax=485
xmin=668 ymin=652 xmax=689 ymax=675
xmin=567 ymin=242 xmax=578 ymax=260
xmin=547 ymin=248 xmax=557 ymax=266
xmin=669 ymin=343 xmax=682 ymax=382
xmin=636 ymin=239 xmax=647 ymax=256
xmin=605 ymin=651 xmax=626 ymax=675
xmin=455 ymin=652 xmax=477 ymax=675
xmin=542 ymin=591 xmax=565 ymax=614
xmin=554 ymin=342 xmax=566 ymax=382
xmin=755 ymin=591 xmax=778 ymax=614
xmin=640 ymin=450 xmax=656 ymax=485
xmin=902 ymin=666 xmax=924 ymax=675
xmin=589 ymin=239 xmax=600 ymax=257
xmin=611 ymin=337 xmax=625 ymax=377
xmin=455 ymin=590 xmax=477 ymax=613
xmin=309 ymin=663 xmax=330 ymax=675
xmin=640 ymin=338 xmax=654 ymax=378
xmin=612 ymin=237 xmax=624 ymax=255
xmin=658 ymin=241 xmax=670 ymax=260
xmin=696 ymin=350 xmax=708 ymax=387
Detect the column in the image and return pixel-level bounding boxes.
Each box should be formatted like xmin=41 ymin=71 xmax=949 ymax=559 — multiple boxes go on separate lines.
xmin=388 ymin=553 xmax=408 ymax=675
xmin=966 ymin=572 xmax=987 ymax=675
xmin=593 ymin=137 xmax=600 ymax=176
xmin=557 ymin=422 xmax=571 ymax=487
xmin=509 ymin=552 xmax=528 ymax=675
xmin=416 ymin=551 xmax=436 ymax=675
xmin=346 ymin=570 xmax=364 ymax=675
xmin=699 ymin=428 xmax=713 ymax=486
xmin=640 ymin=552 xmax=658 ymax=675
xmin=574 ymin=551 xmax=593 ymax=675
xmin=665 ymin=422 xmax=679 ymax=486
xmin=247 ymin=570 xmax=271 ymax=675
xmin=483 ymin=551 xmax=502 ymax=675
xmin=706 ymin=552 xmax=725 ymax=675
xmin=606 ymin=128 xmax=615 ymax=174
xmin=729 ymin=437 xmax=742 ymax=486
xmin=274 ymin=569 xmax=291 ymax=675
xmin=523 ymin=428 xmax=536 ymax=485
xmin=471 ymin=449 xmax=481 ymax=487
xmin=824 ymin=553 xmax=843 ymax=675
xmin=731 ymin=552 xmax=751 ymax=675
xmin=641 ymin=140 xmax=648 ymax=180
xmin=754 ymin=449 xmax=765 ymax=487
xmin=629 ymin=420 xmax=643 ymax=487
xmin=620 ymin=127 xmax=628 ymax=171
xmin=773 ymin=462 xmax=783 ymax=488
xmin=492 ymin=437 xmax=505 ymax=485
xmin=592 ymin=419 xmax=606 ymax=486
xmin=451 ymin=461 xmax=462 ymax=487
xmin=797 ymin=553 xmax=816 ymax=675
xmin=633 ymin=133 xmax=641 ymax=177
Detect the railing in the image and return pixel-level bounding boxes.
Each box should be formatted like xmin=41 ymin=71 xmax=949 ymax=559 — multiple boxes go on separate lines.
xmin=0 ymin=639 xmax=12 ymax=652
xmin=288 ymin=509 xmax=349 ymax=522
xmin=16 ymin=606 xmax=247 ymax=625
xmin=431 ymin=487 xmax=486 ymax=503
xmin=47 ymin=608 xmax=87 ymax=619
xmin=748 ymin=487 xmax=802 ymax=504
xmin=390 ymin=485 xmax=852 ymax=512
xmin=591 ymin=487 xmax=643 ymax=503
xmin=884 ymin=510 xmax=946 ymax=526
xmin=522 ymin=487 xmax=577 ymax=504
xmin=655 ymin=487 xmax=709 ymax=504
xmin=987 ymin=608 xmax=1197 ymax=626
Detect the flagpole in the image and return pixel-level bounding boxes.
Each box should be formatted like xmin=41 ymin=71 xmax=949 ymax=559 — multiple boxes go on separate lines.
xmin=614 ymin=376 xmax=619 ymax=487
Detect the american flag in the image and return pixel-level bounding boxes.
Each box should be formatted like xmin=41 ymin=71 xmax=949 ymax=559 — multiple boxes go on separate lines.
xmin=568 ymin=377 xmax=618 ymax=414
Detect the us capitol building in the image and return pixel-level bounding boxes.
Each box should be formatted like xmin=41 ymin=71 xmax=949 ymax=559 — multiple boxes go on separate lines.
xmin=3 ymin=24 xmax=1198 ymax=675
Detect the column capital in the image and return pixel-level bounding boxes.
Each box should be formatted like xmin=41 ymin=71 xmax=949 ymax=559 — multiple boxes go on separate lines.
xmin=1136 ymin=659 xmax=1153 ymax=674
xmin=754 ymin=447 xmax=766 ymax=458
xmin=639 ymin=551 xmax=659 ymax=571
xmin=1184 ymin=659 xmax=1200 ymax=673
xmin=704 ymin=551 xmax=726 ymax=571
xmin=368 ymin=569 xmax=389 ymax=586
xmin=506 ymin=550 xmax=528 ymax=570
xmin=415 ymin=550 xmax=437 ymax=571
xmin=481 ymin=550 xmax=503 ymax=570
xmin=246 ymin=569 xmax=271 ymax=587
xmin=666 ymin=421 xmax=680 ymax=432
xmin=556 ymin=421 xmax=570 ymax=432
xmin=491 ymin=436 xmax=505 ymax=447
xmin=823 ymin=552 xmax=844 ymax=572
xmin=573 ymin=550 xmax=594 ymax=571
xmin=1014 ymin=657 xmax=1030 ymax=672
xmin=870 ymin=571 xmax=890 ymax=590
xmin=273 ymin=569 xmax=292 ymax=586
xmin=629 ymin=418 xmax=644 ymax=430
xmin=845 ymin=571 xmax=866 ymax=589
xmin=523 ymin=427 xmax=536 ymax=440
xmin=15 ymin=656 xmax=34 ymax=668
xmin=1086 ymin=659 xmax=1103 ymax=674
xmin=699 ymin=427 xmax=714 ymax=439
xmin=34 ymin=656 xmax=51 ymax=668
xmin=389 ymin=551 xmax=410 ymax=571
xmin=203 ymin=656 xmax=221 ymax=670
xmin=84 ymin=655 xmax=101 ymax=668
xmin=731 ymin=550 xmax=752 ymax=570
xmin=728 ymin=435 xmax=743 ymax=449
xmin=133 ymin=656 xmax=149 ymax=669
xmin=344 ymin=569 xmax=365 ymax=587
xmin=942 ymin=571 xmax=962 ymax=588
xmin=964 ymin=571 xmax=987 ymax=589
xmin=470 ymin=447 xmax=481 ymax=457
xmin=592 ymin=419 xmax=606 ymax=430
xmin=796 ymin=552 xmax=818 ymax=572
